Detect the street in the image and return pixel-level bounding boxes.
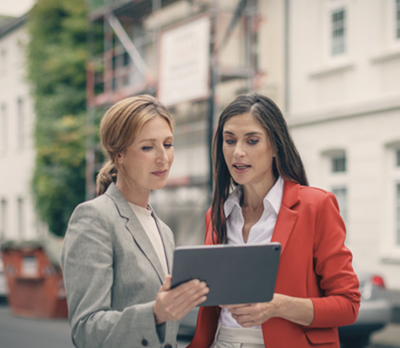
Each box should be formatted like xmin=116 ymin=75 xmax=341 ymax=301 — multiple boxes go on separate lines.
xmin=0 ymin=303 xmax=399 ymax=348
xmin=0 ymin=304 xmax=190 ymax=348
xmin=0 ymin=305 xmax=72 ymax=348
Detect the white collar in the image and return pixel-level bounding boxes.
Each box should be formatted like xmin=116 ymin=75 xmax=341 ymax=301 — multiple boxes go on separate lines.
xmin=224 ymin=176 xmax=284 ymax=218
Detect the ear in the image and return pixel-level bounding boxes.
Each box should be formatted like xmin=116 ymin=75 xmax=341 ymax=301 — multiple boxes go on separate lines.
xmin=116 ymin=153 xmax=124 ymax=164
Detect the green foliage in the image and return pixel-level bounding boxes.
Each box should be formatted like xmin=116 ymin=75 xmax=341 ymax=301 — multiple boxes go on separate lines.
xmin=27 ymin=0 xmax=87 ymax=236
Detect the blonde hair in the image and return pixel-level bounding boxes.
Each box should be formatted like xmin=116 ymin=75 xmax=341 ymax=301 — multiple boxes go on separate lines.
xmin=96 ymin=95 xmax=173 ymax=196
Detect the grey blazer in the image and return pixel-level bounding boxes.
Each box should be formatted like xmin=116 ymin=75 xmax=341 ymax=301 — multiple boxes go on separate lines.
xmin=61 ymin=183 xmax=179 ymax=348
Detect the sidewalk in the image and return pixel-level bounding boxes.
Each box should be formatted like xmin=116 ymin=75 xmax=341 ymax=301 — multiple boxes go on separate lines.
xmin=369 ymin=323 xmax=400 ymax=348
xmin=369 ymin=290 xmax=400 ymax=348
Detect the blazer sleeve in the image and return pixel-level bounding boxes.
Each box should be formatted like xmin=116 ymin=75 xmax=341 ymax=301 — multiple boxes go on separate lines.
xmin=61 ymin=202 xmax=167 ymax=348
xmin=309 ymin=191 xmax=361 ymax=328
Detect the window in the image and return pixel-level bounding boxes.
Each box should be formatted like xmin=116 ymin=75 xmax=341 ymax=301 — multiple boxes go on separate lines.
xmin=0 ymin=199 xmax=6 ymax=239
xmin=332 ymin=155 xmax=346 ymax=173
xmin=0 ymin=49 xmax=6 ymax=77
xmin=397 ymin=183 xmax=400 ymax=245
xmin=17 ymin=97 xmax=24 ymax=151
xmin=1 ymin=104 xmax=7 ymax=156
xmin=332 ymin=186 xmax=348 ymax=226
xmin=331 ymin=9 xmax=346 ymax=55
xmin=321 ymin=149 xmax=349 ymax=237
xmin=383 ymin=143 xmax=400 ymax=257
xmin=397 ymin=0 xmax=400 ymax=39
xmin=17 ymin=197 xmax=25 ymax=239
xmin=397 ymin=148 xmax=400 ymax=167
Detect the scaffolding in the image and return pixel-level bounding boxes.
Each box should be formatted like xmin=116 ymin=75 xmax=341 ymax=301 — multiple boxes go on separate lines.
xmin=86 ymin=0 xmax=260 ymax=244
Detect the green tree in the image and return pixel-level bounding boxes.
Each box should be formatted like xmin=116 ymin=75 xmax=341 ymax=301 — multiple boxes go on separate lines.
xmin=27 ymin=0 xmax=87 ymax=236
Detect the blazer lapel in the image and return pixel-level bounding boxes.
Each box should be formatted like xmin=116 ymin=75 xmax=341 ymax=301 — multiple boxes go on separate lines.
xmin=105 ymin=184 xmax=166 ymax=283
xmin=271 ymin=180 xmax=299 ymax=255
xmin=125 ymin=217 xmax=166 ymax=283
xmin=151 ymin=210 xmax=174 ymax=275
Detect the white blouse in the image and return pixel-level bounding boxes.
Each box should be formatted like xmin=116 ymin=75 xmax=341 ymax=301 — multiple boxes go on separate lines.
xmin=219 ymin=176 xmax=284 ymax=329
xmin=128 ymin=202 xmax=168 ymax=276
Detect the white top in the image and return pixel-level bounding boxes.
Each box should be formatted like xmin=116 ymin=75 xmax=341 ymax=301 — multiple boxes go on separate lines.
xmin=128 ymin=202 xmax=168 ymax=276
xmin=219 ymin=176 xmax=284 ymax=329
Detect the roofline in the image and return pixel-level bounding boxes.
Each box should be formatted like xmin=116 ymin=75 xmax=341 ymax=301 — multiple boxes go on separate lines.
xmin=0 ymin=13 xmax=28 ymax=39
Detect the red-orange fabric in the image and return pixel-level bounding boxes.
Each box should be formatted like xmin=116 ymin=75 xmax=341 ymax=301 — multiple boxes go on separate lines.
xmin=188 ymin=180 xmax=361 ymax=348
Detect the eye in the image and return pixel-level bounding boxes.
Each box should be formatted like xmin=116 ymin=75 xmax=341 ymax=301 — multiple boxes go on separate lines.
xmin=225 ymin=139 xmax=235 ymax=145
xmin=141 ymin=146 xmax=153 ymax=151
xmin=164 ymin=143 xmax=173 ymax=149
xmin=248 ymin=139 xmax=259 ymax=145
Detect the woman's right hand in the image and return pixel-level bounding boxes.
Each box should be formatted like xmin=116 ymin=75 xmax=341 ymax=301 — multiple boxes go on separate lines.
xmin=153 ymin=275 xmax=209 ymax=325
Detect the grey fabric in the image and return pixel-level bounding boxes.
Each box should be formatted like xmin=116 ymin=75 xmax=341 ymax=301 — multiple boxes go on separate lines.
xmin=61 ymin=183 xmax=179 ymax=348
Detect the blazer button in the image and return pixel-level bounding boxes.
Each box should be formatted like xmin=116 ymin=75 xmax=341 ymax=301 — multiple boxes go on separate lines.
xmin=141 ymin=339 xmax=149 ymax=346
xmin=164 ymin=345 xmax=172 ymax=348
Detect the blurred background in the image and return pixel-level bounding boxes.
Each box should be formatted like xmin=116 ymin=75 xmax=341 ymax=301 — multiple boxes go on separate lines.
xmin=0 ymin=0 xmax=400 ymax=347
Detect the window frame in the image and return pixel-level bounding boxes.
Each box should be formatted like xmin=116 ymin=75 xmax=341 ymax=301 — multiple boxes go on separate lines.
xmin=331 ymin=8 xmax=347 ymax=56
xmin=0 ymin=198 xmax=7 ymax=239
xmin=331 ymin=185 xmax=348 ymax=226
xmin=1 ymin=103 xmax=7 ymax=156
xmin=383 ymin=143 xmax=400 ymax=260
xmin=17 ymin=196 xmax=25 ymax=239
xmin=17 ymin=97 xmax=24 ymax=151
xmin=321 ymin=148 xmax=349 ymax=241
xmin=331 ymin=155 xmax=347 ymax=173
xmin=396 ymin=0 xmax=400 ymax=40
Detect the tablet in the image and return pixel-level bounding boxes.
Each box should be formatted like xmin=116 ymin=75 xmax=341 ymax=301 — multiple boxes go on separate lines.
xmin=171 ymin=243 xmax=281 ymax=307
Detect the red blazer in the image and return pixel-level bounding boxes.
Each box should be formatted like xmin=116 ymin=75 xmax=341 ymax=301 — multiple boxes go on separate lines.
xmin=188 ymin=180 xmax=361 ymax=348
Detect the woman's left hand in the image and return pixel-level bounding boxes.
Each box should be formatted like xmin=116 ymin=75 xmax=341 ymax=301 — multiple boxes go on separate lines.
xmin=220 ymin=294 xmax=280 ymax=327
xmin=221 ymin=293 xmax=314 ymax=327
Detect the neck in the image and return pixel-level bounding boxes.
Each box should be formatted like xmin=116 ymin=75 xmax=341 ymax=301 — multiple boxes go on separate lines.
xmin=242 ymin=176 xmax=277 ymax=211
xmin=116 ymin=178 xmax=150 ymax=209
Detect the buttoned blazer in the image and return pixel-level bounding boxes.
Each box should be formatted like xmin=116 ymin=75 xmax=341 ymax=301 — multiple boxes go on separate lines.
xmin=61 ymin=183 xmax=179 ymax=348
xmin=188 ymin=180 xmax=361 ymax=348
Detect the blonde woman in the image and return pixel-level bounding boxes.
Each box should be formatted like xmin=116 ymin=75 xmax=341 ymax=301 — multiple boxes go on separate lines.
xmin=61 ymin=95 xmax=208 ymax=348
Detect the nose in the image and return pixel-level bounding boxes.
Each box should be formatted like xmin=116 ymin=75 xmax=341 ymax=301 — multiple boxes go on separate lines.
xmin=233 ymin=141 xmax=245 ymax=158
xmin=156 ymin=147 xmax=169 ymax=164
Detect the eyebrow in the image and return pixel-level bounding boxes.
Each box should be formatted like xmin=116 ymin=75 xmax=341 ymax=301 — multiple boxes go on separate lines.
xmin=223 ymin=131 xmax=263 ymax=136
xmin=138 ymin=136 xmax=174 ymax=143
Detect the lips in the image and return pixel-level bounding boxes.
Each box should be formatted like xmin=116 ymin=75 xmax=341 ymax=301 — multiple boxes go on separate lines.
xmin=151 ymin=170 xmax=168 ymax=176
xmin=233 ymin=163 xmax=251 ymax=170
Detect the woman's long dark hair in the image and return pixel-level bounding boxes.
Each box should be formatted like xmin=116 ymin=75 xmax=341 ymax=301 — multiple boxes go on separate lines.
xmin=211 ymin=93 xmax=308 ymax=244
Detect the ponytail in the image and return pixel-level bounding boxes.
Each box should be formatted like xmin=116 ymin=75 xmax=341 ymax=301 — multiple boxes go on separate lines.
xmin=96 ymin=161 xmax=118 ymax=196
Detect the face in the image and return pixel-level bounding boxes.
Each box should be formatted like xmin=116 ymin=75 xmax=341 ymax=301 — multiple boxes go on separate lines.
xmin=117 ymin=115 xmax=174 ymax=194
xmin=222 ymin=112 xmax=275 ymax=187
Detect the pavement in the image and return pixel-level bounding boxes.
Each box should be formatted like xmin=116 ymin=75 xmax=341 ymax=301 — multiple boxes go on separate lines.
xmin=369 ymin=323 xmax=400 ymax=348
xmin=368 ymin=290 xmax=400 ymax=348
xmin=1 ymin=289 xmax=400 ymax=348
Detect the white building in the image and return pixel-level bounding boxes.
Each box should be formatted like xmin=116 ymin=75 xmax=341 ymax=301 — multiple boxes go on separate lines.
xmin=287 ymin=0 xmax=400 ymax=290
xmin=0 ymin=14 xmax=43 ymax=241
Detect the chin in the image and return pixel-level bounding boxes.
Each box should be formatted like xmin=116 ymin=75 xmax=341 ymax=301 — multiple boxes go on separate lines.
xmin=230 ymin=176 xmax=249 ymax=186
xmin=152 ymin=181 xmax=168 ymax=190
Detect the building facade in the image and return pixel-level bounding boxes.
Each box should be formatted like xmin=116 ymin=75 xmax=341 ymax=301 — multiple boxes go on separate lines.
xmin=0 ymin=15 xmax=43 ymax=241
xmin=287 ymin=0 xmax=400 ymax=289
xmin=85 ymin=0 xmax=287 ymax=246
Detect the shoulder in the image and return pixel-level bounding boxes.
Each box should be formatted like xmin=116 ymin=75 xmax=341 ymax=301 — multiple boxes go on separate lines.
xmin=297 ymin=185 xmax=340 ymax=215
xmin=283 ymin=180 xmax=339 ymax=211
xmin=72 ymin=193 xmax=116 ymax=218
xmin=68 ymin=193 xmax=122 ymax=233
xmin=298 ymin=185 xmax=336 ymax=201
